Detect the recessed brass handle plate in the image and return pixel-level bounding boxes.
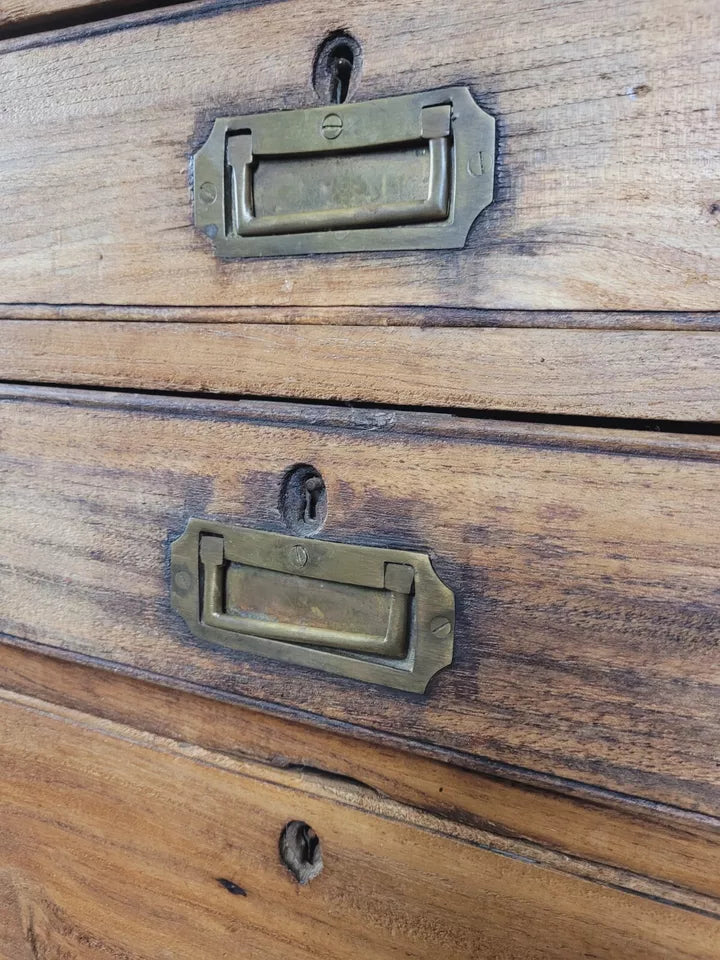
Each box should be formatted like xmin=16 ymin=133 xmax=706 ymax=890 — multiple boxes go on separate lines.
xmin=193 ymin=87 xmax=494 ymax=258
xmin=171 ymin=520 xmax=455 ymax=692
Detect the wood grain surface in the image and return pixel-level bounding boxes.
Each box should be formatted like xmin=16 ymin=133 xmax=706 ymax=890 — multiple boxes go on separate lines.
xmin=1 ymin=320 xmax=719 ymax=420
xmin=2 ymin=641 xmax=718 ymax=905
xmin=0 ymin=0 xmax=718 ymax=310
xmin=0 ymin=687 xmax=718 ymax=959
xmin=0 ymin=385 xmax=718 ymax=813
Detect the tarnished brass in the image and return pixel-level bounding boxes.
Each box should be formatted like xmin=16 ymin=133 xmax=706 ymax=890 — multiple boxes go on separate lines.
xmin=170 ymin=520 xmax=455 ymax=691
xmin=193 ymin=87 xmax=495 ymax=258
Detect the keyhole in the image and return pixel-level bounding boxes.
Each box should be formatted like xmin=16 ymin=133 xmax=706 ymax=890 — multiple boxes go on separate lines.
xmin=313 ymin=32 xmax=362 ymax=105
xmin=279 ymin=821 xmax=323 ymax=884
xmin=329 ymin=46 xmax=353 ymax=103
xmin=304 ymin=476 xmax=324 ymax=523
xmin=279 ymin=464 xmax=327 ymax=536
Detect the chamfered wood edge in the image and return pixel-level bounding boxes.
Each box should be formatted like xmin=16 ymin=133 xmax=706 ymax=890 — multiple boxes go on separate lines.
xmin=0 ymin=304 xmax=719 ymax=330
xmin=0 ymin=648 xmax=718 ymax=917
xmin=1 ymin=382 xmax=718 ymax=460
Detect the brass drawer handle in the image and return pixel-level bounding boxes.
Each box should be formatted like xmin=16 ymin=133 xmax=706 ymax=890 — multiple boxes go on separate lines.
xmin=228 ymin=121 xmax=451 ymax=237
xmin=171 ymin=520 xmax=455 ymax=692
xmin=200 ymin=534 xmax=413 ymax=657
xmin=193 ymin=87 xmax=495 ymax=258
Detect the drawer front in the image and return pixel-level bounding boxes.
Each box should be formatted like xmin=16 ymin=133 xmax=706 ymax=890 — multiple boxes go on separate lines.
xmin=0 ymin=386 xmax=718 ymax=812
xmin=0 ymin=0 xmax=718 ymax=310
xmin=1 ymin=688 xmax=717 ymax=960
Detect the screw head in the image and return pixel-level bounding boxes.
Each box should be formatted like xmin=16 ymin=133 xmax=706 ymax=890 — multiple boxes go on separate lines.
xmin=199 ymin=181 xmax=217 ymax=203
xmin=467 ymin=152 xmax=485 ymax=177
xmin=430 ymin=616 xmax=452 ymax=638
xmin=321 ymin=113 xmax=343 ymax=140
xmin=289 ymin=544 xmax=309 ymax=568
xmin=173 ymin=569 xmax=192 ymax=592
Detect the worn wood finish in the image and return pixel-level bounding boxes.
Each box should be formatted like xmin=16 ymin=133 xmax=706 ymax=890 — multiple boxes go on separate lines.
xmin=2 ymin=320 xmax=719 ymax=420
xmin=2 ymin=641 xmax=718 ymax=903
xmin=0 ymin=687 xmax=718 ymax=959
xmin=0 ymin=385 xmax=718 ymax=812
xmin=0 ymin=0 xmax=718 ymax=310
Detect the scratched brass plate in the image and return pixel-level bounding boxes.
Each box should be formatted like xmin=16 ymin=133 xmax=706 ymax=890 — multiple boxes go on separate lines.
xmin=193 ymin=87 xmax=495 ymax=258
xmin=171 ymin=520 xmax=455 ymax=692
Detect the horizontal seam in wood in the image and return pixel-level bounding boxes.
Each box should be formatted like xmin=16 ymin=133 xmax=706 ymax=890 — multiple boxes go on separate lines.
xmin=0 ymin=0 xmax=285 ymax=54
xmin=0 ymin=303 xmax=718 ymax=331
xmin=1 ymin=382 xmax=719 ymax=453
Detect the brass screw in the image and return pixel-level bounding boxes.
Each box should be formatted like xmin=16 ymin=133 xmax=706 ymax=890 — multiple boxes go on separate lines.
xmin=430 ymin=616 xmax=452 ymax=638
xmin=199 ymin=181 xmax=217 ymax=203
xmin=174 ymin=570 xmax=192 ymax=591
xmin=290 ymin=545 xmax=309 ymax=568
xmin=468 ymin=152 xmax=484 ymax=177
xmin=321 ymin=113 xmax=343 ymax=140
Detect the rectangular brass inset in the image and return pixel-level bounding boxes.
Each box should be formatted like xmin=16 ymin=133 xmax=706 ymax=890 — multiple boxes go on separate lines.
xmin=170 ymin=521 xmax=455 ymax=692
xmin=225 ymin=564 xmax=409 ymax=655
xmin=228 ymin=129 xmax=449 ymax=237
xmin=193 ymin=88 xmax=495 ymax=258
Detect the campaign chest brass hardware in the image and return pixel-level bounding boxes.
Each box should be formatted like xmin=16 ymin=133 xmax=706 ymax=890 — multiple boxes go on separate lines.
xmin=170 ymin=520 xmax=455 ymax=691
xmin=192 ymin=87 xmax=495 ymax=258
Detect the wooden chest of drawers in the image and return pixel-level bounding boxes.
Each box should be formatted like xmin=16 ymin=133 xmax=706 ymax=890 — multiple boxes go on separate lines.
xmin=0 ymin=0 xmax=718 ymax=957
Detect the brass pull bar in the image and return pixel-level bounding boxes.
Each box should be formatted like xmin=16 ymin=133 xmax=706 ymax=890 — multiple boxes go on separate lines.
xmin=229 ymin=135 xmax=450 ymax=237
xmin=170 ymin=520 xmax=455 ymax=691
xmin=200 ymin=535 xmax=411 ymax=657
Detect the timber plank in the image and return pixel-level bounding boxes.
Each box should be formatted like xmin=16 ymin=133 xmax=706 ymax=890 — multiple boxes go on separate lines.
xmin=0 ymin=320 xmax=718 ymax=419
xmin=1 ymin=641 xmax=718 ymax=904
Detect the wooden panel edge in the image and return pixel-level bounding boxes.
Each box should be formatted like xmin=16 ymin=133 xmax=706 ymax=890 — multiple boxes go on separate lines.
xmin=1 ymin=323 xmax=719 ymax=421
xmin=1 ymin=1 xmax=181 ymax=39
xmin=1 ymin=381 xmax=718 ymax=459
xmin=0 ymin=0 xmax=230 ymax=47
xmin=1 ymin=304 xmax=719 ymax=330
xmin=1 ymin=381 xmax=719 ymax=459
